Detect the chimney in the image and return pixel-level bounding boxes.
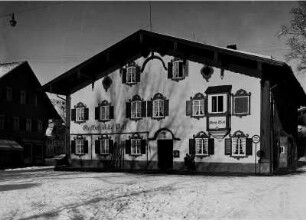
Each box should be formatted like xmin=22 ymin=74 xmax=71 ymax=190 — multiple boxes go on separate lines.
xmin=226 ymin=44 xmax=237 ymax=50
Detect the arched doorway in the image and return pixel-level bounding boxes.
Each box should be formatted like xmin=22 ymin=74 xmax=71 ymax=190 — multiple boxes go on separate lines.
xmin=153 ymin=128 xmax=177 ymax=170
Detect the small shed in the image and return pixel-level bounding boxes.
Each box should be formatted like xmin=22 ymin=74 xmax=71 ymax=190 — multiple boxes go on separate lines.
xmin=0 ymin=140 xmax=23 ymax=168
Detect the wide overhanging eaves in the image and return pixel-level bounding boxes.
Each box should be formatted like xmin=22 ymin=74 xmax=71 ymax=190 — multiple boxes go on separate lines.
xmin=42 ymin=29 xmax=293 ymax=96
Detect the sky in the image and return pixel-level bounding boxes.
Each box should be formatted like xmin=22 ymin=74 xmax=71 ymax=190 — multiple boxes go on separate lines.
xmin=0 ymin=1 xmax=305 ymax=90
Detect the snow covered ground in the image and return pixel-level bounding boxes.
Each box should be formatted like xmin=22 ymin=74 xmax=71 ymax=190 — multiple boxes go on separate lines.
xmin=1 ymin=166 xmax=306 ymax=219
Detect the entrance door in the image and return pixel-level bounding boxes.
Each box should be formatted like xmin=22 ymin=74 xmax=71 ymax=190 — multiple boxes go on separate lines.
xmin=158 ymin=140 xmax=173 ymax=170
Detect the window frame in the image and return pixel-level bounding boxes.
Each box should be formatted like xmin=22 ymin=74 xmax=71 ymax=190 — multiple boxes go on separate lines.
xmin=131 ymin=100 xmax=142 ymax=119
xmin=168 ymin=58 xmax=188 ymax=81
xmin=232 ymin=89 xmax=251 ymax=117
xmin=6 ymin=87 xmax=13 ymax=101
xmin=131 ymin=138 xmax=142 ymax=156
xmin=195 ymin=137 xmax=209 ymax=156
xmin=231 ymin=137 xmax=246 ymax=157
xmin=209 ymin=94 xmax=227 ymax=114
xmin=37 ymin=120 xmax=43 ymax=132
xmin=153 ymin=99 xmax=164 ymax=119
xmin=20 ymin=90 xmax=26 ymax=104
xmin=126 ymin=66 xmax=137 ymax=84
xmin=100 ymin=105 xmax=110 ymax=121
xmin=172 ymin=60 xmax=184 ymax=79
xmin=149 ymin=93 xmax=168 ymax=120
xmin=75 ymin=138 xmax=85 ymax=155
xmin=100 ymin=138 xmax=110 ymax=155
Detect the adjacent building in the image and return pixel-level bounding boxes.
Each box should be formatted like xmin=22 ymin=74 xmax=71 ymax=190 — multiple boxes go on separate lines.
xmin=43 ymin=30 xmax=306 ymax=174
xmin=0 ymin=61 xmax=60 ymax=167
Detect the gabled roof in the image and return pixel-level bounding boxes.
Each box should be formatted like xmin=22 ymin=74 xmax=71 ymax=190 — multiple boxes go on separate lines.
xmin=42 ymin=29 xmax=306 ymax=106
xmin=0 ymin=61 xmax=62 ymax=120
xmin=0 ymin=61 xmax=26 ymax=79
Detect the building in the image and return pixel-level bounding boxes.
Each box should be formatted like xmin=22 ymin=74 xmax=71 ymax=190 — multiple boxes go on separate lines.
xmin=43 ymin=30 xmax=306 ymax=174
xmin=0 ymin=61 xmax=60 ymax=167
xmin=46 ymin=119 xmax=66 ymax=158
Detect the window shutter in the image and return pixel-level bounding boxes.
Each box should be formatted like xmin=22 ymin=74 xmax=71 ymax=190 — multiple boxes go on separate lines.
xmin=125 ymin=140 xmax=131 ymax=154
xmin=204 ymin=97 xmax=208 ymax=115
xmin=26 ymin=92 xmax=30 ymax=104
xmin=71 ymin=140 xmax=76 ymax=154
xmin=147 ymin=101 xmax=152 ymax=117
xmin=141 ymin=139 xmax=146 ymax=154
xmin=95 ymin=140 xmax=100 ymax=154
xmin=189 ymin=139 xmax=195 ymax=154
xmin=246 ymin=138 xmax=253 ymax=155
xmin=71 ymin=109 xmax=76 ymax=121
xmin=109 ymin=106 xmax=114 ymax=119
xmin=95 ymin=107 xmax=100 ymax=120
xmin=164 ymin=99 xmax=169 ymax=116
xmin=136 ymin=66 xmax=141 ymax=83
xmin=126 ymin=102 xmax=131 ymax=119
xmin=109 ymin=140 xmax=114 ymax=153
xmin=141 ymin=101 xmax=146 ymax=117
xmin=184 ymin=61 xmax=189 ymax=77
xmin=122 ymin=69 xmax=127 ymax=84
xmin=84 ymin=140 xmax=89 ymax=154
xmin=186 ymin=100 xmax=192 ymax=116
xmin=84 ymin=108 xmax=89 ymax=120
xmin=168 ymin=62 xmax=173 ymax=78
xmin=179 ymin=62 xmax=183 ymax=77
xmin=208 ymin=138 xmax=214 ymax=155
xmin=225 ymin=138 xmax=232 ymax=155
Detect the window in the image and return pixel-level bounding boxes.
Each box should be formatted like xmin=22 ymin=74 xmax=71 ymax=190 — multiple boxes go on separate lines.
xmin=195 ymin=138 xmax=209 ymax=156
xmin=127 ymin=66 xmax=136 ymax=83
xmin=131 ymin=139 xmax=142 ymax=155
xmin=186 ymin=93 xmax=205 ymax=119
xmin=189 ymin=131 xmax=214 ymax=156
xmin=0 ymin=115 xmax=4 ymax=129
xmin=205 ymin=85 xmax=232 ymax=115
xmin=126 ymin=95 xmax=146 ymax=120
xmin=147 ymin=93 xmax=169 ymax=120
xmin=131 ymin=101 xmax=142 ymax=119
xmin=95 ymin=101 xmax=114 ymax=122
xmin=34 ymin=95 xmax=38 ymax=106
xmin=232 ymin=137 xmax=246 ymax=156
xmin=6 ymin=87 xmax=13 ymax=101
xmin=13 ymin=117 xmax=19 ymax=130
xmin=37 ymin=120 xmax=43 ymax=132
xmin=20 ymin=91 xmax=26 ymax=104
xmin=121 ymin=63 xmax=141 ymax=85
xmin=193 ymin=100 xmax=205 ymax=116
xmin=95 ymin=136 xmax=113 ymax=155
xmin=71 ymin=102 xmax=89 ymax=123
xmin=233 ymin=89 xmax=251 ymax=117
xmin=153 ymin=99 xmax=164 ymax=118
xmin=168 ymin=59 xmax=188 ymax=81
xmin=76 ymin=139 xmax=84 ymax=154
xmin=225 ymin=131 xmax=252 ymax=157
xmin=71 ymin=137 xmax=88 ymax=155
xmin=125 ymin=134 xmax=146 ymax=156
xmin=26 ymin=119 xmax=32 ymax=132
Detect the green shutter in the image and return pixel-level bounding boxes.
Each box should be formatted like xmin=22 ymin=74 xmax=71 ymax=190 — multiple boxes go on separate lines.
xmin=164 ymin=99 xmax=169 ymax=116
xmin=189 ymin=139 xmax=195 ymax=154
xmin=186 ymin=100 xmax=192 ymax=116
xmin=208 ymin=138 xmax=214 ymax=155
xmin=168 ymin=62 xmax=173 ymax=78
xmin=109 ymin=106 xmax=114 ymax=119
xmin=95 ymin=107 xmax=99 ymax=120
xmin=125 ymin=140 xmax=131 ymax=154
xmin=109 ymin=140 xmax=114 ymax=154
xmin=141 ymin=139 xmax=146 ymax=154
xmin=84 ymin=108 xmax=89 ymax=120
xmin=71 ymin=140 xmax=76 ymax=154
xmin=84 ymin=140 xmax=89 ymax=154
xmin=147 ymin=101 xmax=152 ymax=117
xmin=184 ymin=60 xmax=189 ymax=77
xmin=179 ymin=62 xmax=183 ymax=77
xmin=246 ymin=138 xmax=253 ymax=155
xmin=225 ymin=138 xmax=232 ymax=155
xmin=122 ymin=68 xmax=127 ymax=84
xmin=136 ymin=66 xmax=141 ymax=83
xmin=95 ymin=140 xmax=100 ymax=154
xmin=141 ymin=101 xmax=147 ymax=118
xmin=71 ymin=109 xmax=76 ymax=121
xmin=126 ymin=102 xmax=131 ymax=119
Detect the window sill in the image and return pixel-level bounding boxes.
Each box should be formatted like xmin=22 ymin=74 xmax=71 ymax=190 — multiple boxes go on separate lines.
xmin=233 ymin=113 xmax=250 ymax=118
xmin=98 ymin=119 xmax=111 ymax=123
xmin=195 ymin=154 xmax=210 ymax=158
xmin=74 ymin=120 xmax=87 ymax=124
xmin=171 ymin=76 xmax=185 ymax=82
xmin=152 ymin=116 xmax=165 ymax=121
xmin=130 ymin=154 xmax=142 ymax=158
xmin=230 ymin=155 xmax=247 ymax=160
xmin=125 ymin=82 xmax=138 ymax=86
xmin=74 ymin=153 xmax=86 ymax=156
xmin=99 ymin=153 xmax=110 ymax=156
xmin=191 ymin=115 xmax=205 ymax=120
xmin=130 ymin=117 xmax=143 ymax=121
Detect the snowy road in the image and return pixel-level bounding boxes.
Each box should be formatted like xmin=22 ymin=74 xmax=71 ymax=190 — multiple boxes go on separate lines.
xmin=1 ymin=166 xmax=306 ymax=219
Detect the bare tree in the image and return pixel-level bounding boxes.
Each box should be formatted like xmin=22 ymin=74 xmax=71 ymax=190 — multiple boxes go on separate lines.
xmin=279 ymin=2 xmax=306 ymax=71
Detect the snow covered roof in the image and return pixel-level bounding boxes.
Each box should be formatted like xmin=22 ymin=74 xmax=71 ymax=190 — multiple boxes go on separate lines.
xmin=0 ymin=61 xmax=25 ymax=79
xmin=0 ymin=140 xmax=23 ymax=151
